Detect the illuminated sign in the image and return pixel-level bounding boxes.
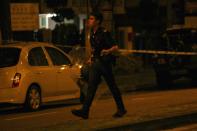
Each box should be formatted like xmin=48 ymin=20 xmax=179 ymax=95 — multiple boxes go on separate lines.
xmin=11 ymin=3 xmax=39 ymax=31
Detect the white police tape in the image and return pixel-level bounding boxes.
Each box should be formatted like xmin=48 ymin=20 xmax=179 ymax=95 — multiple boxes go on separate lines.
xmin=55 ymin=44 xmax=197 ymax=56
xmin=119 ymin=49 xmax=197 ymax=56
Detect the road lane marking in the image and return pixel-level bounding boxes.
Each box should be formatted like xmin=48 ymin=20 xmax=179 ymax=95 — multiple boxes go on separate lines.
xmin=5 ymin=112 xmax=57 ymax=121
xmin=132 ymin=96 xmax=160 ymax=101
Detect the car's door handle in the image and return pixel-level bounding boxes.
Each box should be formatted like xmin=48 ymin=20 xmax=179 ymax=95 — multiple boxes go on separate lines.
xmin=57 ymin=71 xmax=62 ymax=73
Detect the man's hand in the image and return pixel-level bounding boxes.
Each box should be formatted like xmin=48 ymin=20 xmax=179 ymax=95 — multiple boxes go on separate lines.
xmin=101 ymin=49 xmax=110 ymax=56
xmin=101 ymin=45 xmax=118 ymax=56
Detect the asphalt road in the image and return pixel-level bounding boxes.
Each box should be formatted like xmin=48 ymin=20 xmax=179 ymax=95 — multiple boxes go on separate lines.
xmin=1 ymin=86 xmax=197 ymax=131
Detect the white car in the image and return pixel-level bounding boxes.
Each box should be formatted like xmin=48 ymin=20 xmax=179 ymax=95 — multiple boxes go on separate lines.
xmin=0 ymin=42 xmax=84 ymax=110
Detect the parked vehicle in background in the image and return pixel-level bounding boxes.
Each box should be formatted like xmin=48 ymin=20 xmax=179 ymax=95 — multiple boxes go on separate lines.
xmin=0 ymin=41 xmax=85 ymax=111
xmin=153 ymin=27 xmax=197 ymax=87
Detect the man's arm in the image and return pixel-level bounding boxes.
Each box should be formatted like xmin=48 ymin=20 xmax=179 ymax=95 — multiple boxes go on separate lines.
xmin=101 ymin=45 xmax=118 ymax=56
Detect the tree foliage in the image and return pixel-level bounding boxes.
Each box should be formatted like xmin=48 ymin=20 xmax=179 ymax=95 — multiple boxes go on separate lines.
xmin=139 ymin=0 xmax=159 ymax=22
xmin=45 ymin=0 xmax=67 ymax=7
xmin=52 ymin=24 xmax=79 ymax=46
xmin=51 ymin=8 xmax=75 ymax=23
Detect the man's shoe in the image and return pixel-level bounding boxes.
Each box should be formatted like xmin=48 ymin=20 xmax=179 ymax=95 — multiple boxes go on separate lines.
xmin=71 ymin=109 xmax=88 ymax=119
xmin=113 ymin=110 xmax=127 ymax=118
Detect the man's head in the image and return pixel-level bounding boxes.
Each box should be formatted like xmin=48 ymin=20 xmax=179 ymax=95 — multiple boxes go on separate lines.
xmin=88 ymin=11 xmax=103 ymax=28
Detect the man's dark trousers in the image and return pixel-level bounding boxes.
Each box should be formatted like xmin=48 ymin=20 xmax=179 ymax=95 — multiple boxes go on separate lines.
xmin=82 ymin=59 xmax=125 ymax=113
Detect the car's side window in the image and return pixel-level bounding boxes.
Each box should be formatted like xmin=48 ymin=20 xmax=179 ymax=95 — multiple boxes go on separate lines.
xmin=45 ymin=47 xmax=71 ymax=66
xmin=28 ymin=47 xmax=48 ymax=66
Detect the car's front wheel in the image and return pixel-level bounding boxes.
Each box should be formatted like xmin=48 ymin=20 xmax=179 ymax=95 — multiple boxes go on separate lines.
xmin=24 ymin=85 xmax=41 ymax=111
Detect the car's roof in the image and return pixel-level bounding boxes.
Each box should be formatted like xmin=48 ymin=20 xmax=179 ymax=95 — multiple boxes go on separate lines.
xmin=0 ymin=41 xmax=55 ymax=48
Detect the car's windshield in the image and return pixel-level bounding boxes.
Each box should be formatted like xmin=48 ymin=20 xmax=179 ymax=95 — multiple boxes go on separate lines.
xmin=0 ymin=47 xmax=21 ymax=68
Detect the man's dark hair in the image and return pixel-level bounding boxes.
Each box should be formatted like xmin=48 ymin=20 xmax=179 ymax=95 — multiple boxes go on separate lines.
xmin=89 ymin=11 xmax=103 ymax=25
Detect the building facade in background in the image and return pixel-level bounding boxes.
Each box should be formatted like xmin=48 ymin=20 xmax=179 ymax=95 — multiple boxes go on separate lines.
xmin=0 ymin=0 xmax=196 ymax=48
xmin=39 ymin=0 xmax=196 ymax=49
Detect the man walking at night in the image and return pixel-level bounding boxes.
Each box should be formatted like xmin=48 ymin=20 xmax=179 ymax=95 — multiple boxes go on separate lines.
xmin=71 ymin=11 xmax=126 ymax=119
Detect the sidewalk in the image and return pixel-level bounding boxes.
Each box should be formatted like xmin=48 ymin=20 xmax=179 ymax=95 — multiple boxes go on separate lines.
xmin=34 ymin=88 xmax=197 ymax=131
